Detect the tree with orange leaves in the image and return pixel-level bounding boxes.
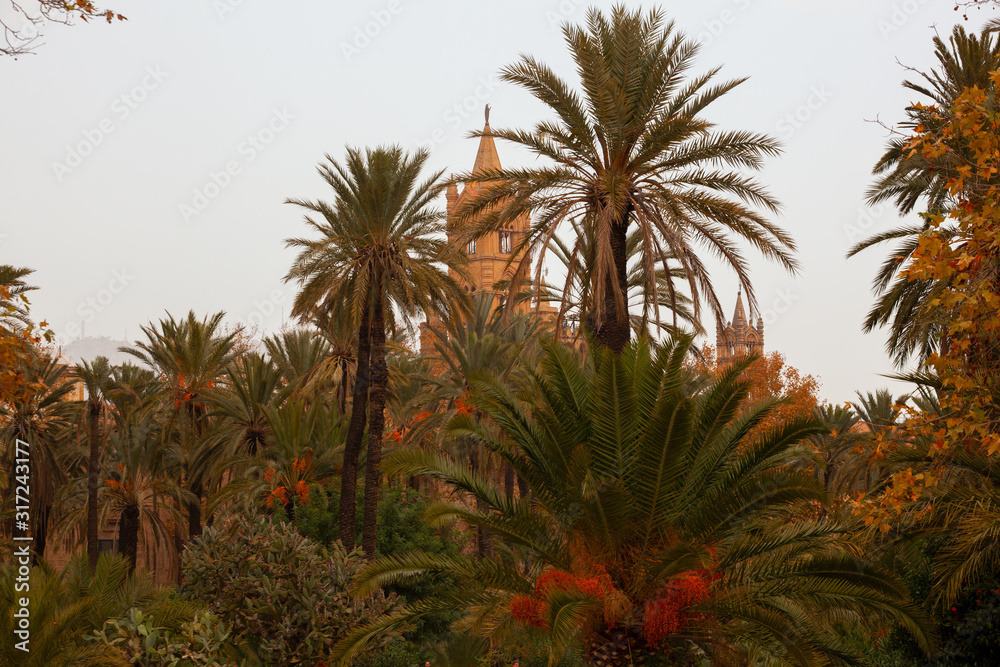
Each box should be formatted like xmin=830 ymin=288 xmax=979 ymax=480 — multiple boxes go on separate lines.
xmin=696 ymin=344 xmax=821 ymax=442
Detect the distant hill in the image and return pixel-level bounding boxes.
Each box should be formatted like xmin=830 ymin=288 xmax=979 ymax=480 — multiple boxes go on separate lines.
xmin=59 ymin=336 xmax=138 ymax=367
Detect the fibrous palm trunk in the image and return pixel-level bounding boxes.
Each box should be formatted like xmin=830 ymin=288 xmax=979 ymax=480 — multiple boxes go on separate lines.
xmin=118 ymin=504 xmax=140 ymax=574
xmin=340 ymin=310 xmax=371 ymax=550
xmin=86 ymin=402 xmax=102 ymax=571
xmin=361 ymin=296 xmax=388 ymax=559
xmin=595 ymin=218 xmax=631 ymax=354
xmin=188 ymin=482 xmax=202 ymax=540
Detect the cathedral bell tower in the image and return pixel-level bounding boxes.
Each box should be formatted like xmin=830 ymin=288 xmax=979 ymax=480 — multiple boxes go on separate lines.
xmin=716 ymin=290 xmax=764 ymax=368
xmin=420 ymin=106 xmax=534 ymax=354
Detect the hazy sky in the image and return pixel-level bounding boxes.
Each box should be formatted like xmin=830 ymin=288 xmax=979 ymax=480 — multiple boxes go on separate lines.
xmin=2 ymin=0 xmax=995 ymax=402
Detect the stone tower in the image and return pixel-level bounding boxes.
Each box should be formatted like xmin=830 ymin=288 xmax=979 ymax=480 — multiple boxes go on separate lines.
xmin=420 ymin=107 xmax=538 ymax=353
xmin=716 ymin=290 xmax=764 ymax=368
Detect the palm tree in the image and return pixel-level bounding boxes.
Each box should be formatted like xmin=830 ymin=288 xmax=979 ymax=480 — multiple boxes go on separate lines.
xmin=0 ymin=355 xmax=77 ymax=560
xmin=203 ymin=352 xmax=283 ymax=461
xmin=102 ymin=415 xmax=190 ymax=573
xmin=549 ymin=221 xmax=703 ymax=342
xmin=264 ymin=328 xmax=347 ymax=408
xmin=451 ymin=5 xmax=793 ymax=353
xmin=409 ymin=291 xmax=541 ymax=557
xmin=121 ymin=311 xmax=238 ymax=540
xmin=210 ymin=399 xmax=345 ymax=521
xmin=850 ymin=25 xmax=1000 ymax=366
xmin=285 ymin=145 xmax=468 ymax=555
xmin=74 ymin=356 xmax=113 ymax=571
xmin=56 ymin=412 xmax=191 ymax=575
xmin=334 ymin=336 xmax=934 ymax=666
xmin=0 ymin=551 xmax=195 ymax=667
xmin=0 ymin=264 xmax=38 ymax=331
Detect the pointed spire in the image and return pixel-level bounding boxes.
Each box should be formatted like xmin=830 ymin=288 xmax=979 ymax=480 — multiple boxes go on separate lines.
xmin=472 ymin=105 xmax=502 ymax=175
xmin=732 ymin=289 xmax=748 ymax=329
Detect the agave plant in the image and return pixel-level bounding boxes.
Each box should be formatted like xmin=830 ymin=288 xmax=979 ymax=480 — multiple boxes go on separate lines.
xmin=333 ymin=335 xmax=934 ymax=666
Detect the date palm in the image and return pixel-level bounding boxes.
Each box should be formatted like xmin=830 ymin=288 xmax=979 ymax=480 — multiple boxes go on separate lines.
xmin=285 ymin=145 xmax=468 ymax=555
xmin=56 ymin=412 xmax=191 ymax=575
xmin=851 ymin=25 xmax=1000 ymax=365
xmin=210 ymin=399 xmax=346 ymax=521
xmin=452 ymin=5 xmax=793 ymax=353
xmin=203 ymin=352 xmax=283 ymax=461
xmin=73 ymin=356 xmax=113 ymax=571
xmin=0 ymin=355 xmax=77 ymax=560
xmin=121 ymin=311 xmax=238 ymax=540
xmin=334 ymin=336 xmax=933 ymax=665
xmin=0 ymin=264 xmax=38 ymax=331
xmin=549 ymin=220 xmax=702 ymax=341
xmin=409 ymin=291 xmax=541 ymax=557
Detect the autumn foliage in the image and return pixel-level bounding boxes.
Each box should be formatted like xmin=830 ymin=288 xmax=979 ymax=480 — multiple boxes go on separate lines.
xmin=697 ymin=345 xmax=821 ymax=440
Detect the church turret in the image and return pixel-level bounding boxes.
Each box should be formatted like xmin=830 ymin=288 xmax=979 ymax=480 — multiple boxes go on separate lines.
xmin=717 ymin=290 xmax=764 ymax=368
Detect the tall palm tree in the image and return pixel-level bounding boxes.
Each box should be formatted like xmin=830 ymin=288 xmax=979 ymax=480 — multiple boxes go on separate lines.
xmin=264 ymin=328 xmax=347 ymax=408
xmin=0 ymin=355 xmax=77 ymax=560
xmin=285 ymin=145 xmax=468 ymax=555
xmin=121 ymin=311 xmax=238 ymax=540
xmin=56 ymin=412 xmax=191 ymax=575
xmin=452 ymin=5 xmax=793 ymax=353
xmin=74 ymin=356 xmax=113 ymax=571
xmin=210 ymin=399 xmax=345 ymax=521
xmin=203 ymin=352 xmax=283 ymax=461
xmin=409 ymin=291 xmax=541 ymax=558
xmin=549 ymin=221 xmax=702 ymax=342
xmin=334 ymin=336 xmax=934 ymax=666
xmin=850 ymin=25 xmax=1000 ymax=366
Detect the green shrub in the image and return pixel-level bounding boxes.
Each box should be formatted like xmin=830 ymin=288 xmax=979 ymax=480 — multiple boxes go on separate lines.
xmin=92 ymin=608 xmax=243 ymax=666
xmin=354 ymin=640 xmax=422 ymax=667
xmin=181 ymin=512 xmax=403 ymax=666
xmin=292 ymin=484 xmax=463 ymax=643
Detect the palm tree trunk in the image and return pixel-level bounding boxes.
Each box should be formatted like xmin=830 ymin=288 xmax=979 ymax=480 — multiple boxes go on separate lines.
xmin=338 ymin=359 xmax=349 ymax=415
xmin=340 ymin=310 xmax=371 ymax=550
xmin=33 ymin=505 xmax=49 ymax=565
xmin=468 ymin=439 xmax=494 ymax=559
xmin=86 ymin=402 xmax=102 ymax=571
xmin=188 ymin=482 xmax=202 ymax=540
xmin=361 ymin=296 xmax=388 ymax=559
xmin=118 ymin=504 xmax=140 ymax=574
xmin=595 ymin=217 xmax=631 ymax=354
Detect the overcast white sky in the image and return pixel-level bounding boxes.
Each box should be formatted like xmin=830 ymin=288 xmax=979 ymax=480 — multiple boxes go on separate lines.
xmin=2 ymin=0 xmax=995 ymax=403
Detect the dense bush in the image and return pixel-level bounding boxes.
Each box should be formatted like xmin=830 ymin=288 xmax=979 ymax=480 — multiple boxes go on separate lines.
xmin=292 ymin=484 xmax=463 ymax=643
xmin=92 ymin=608 xmax=243 ymax=666
xmin=181 ymin=512 xmax=403 ymax=666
